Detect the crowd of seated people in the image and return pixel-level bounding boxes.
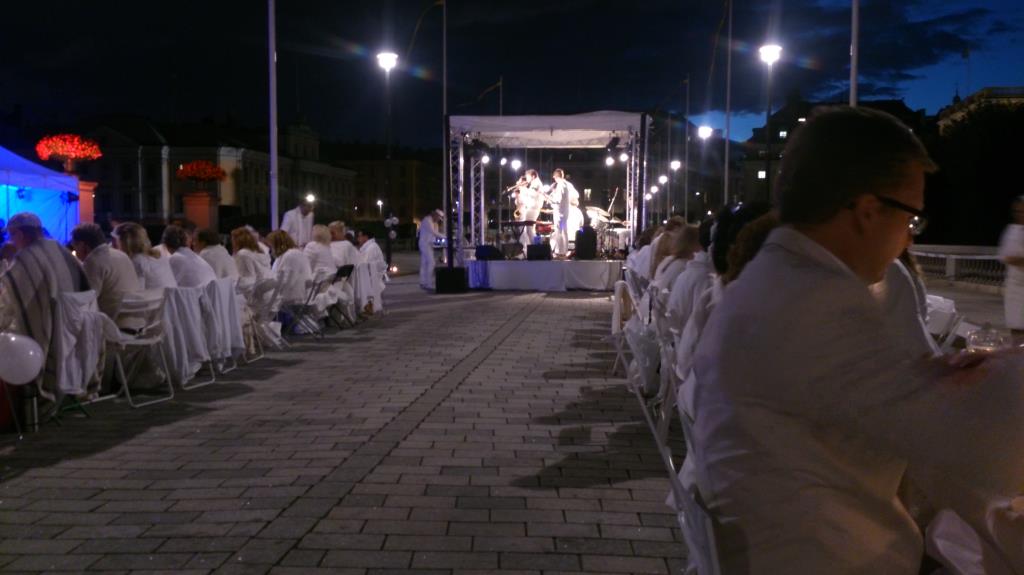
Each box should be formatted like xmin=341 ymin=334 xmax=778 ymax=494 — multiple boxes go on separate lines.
xmin=0 ymin=214 xmax=388 ymax=410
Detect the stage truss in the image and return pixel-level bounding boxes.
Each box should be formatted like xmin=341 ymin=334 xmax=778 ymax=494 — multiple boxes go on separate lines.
xmin=443 ymin=111 xmax=648 ymax=266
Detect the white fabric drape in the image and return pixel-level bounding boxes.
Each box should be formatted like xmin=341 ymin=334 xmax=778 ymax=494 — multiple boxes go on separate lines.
xmin=161 ymin=286 xmax=208 ymax=385
xmin=131 ymin=253 xmax=177 ymax=290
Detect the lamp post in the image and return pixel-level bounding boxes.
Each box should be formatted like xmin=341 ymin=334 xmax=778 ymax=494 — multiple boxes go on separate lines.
xmin=759 ymin=44 xmax=782 ymax=200
xmin=377 ymin=51 xmax=398 ymax=220
xmin=376 ymin=199 xmax=383 ymax=217
xmin=657 ymin=175 xmax=668 ymax=223
xmin=670 ymin=161 xmax=681 ymax=215
xmin=697 ymin=126 xmax=712 ymax=209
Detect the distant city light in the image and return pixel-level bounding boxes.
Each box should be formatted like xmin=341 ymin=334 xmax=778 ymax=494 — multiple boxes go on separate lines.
xmin=376 ymin=52 xmax=398 ymax=72
xmin=758 ymin=170 xmax=767 ymax=180
xmin=779 ymin=130 xmax=788 ymax=139
xmin=650 ymin=185 xmax=659 ymax=194
xmin=698 ymin=126 xmax=713 ymax=140
xmin=658 ymin=175 xmax=668 ymax=185
xmin=797 ymin=117 xmax=807 ymax=123
xmin=759 ymin=44 xmax=782 ymax=66
xmin=305 ymin=193 xmax=316 ymax=203
xmin=670 ymin=160 xmax=681 ymax=171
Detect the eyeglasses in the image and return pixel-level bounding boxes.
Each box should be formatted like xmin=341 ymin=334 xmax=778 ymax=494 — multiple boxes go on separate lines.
xmin=873 ymin=194 xmax=927 ymax=236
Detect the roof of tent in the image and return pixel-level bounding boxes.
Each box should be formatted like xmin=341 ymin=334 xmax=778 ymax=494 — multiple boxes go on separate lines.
xmin=0 ymin=145 xmax=79 ymax=192
xmin=449 ymin=111 xmax=643 ymax=149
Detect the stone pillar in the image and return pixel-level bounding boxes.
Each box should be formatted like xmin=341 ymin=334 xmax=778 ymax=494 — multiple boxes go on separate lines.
xmin=78 ymin=180 xmax=98 ymax=224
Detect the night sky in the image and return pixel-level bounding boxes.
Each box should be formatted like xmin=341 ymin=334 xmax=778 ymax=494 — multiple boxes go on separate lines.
xmin=2 ymin=1 xmax=1021 ymax=148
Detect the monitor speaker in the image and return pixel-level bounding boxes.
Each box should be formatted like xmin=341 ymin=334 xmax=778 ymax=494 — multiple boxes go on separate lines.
xmin=527 ymin=244 xmax=552 ymax=261
xmin=574 ymin=226 xmax=597 ymax=260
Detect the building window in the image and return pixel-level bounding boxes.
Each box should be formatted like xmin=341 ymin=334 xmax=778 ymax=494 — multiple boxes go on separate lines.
xmin=779 ymin=130 xmax=788 ymax=139
xmin=797 ymin=117 xmax=806 ymax=123
xmin=757 ymin=170 xmax=767 ymax=180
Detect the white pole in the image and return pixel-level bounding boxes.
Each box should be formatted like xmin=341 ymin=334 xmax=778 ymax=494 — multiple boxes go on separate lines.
xmin=724 ymin=0 xmax=733 ymax=204
xmin=850 ymin=0 xmax=859 ymax=106
xmin=683 ymin=76 xmax=690 ymax=223
xmin=268 ymin=0 xmax=280 ymax=230
xmin=441 ymin=0 xmax=448 ymax=228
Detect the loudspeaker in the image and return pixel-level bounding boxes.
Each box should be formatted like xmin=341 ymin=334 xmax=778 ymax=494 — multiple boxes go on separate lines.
xmin=574 ymin=226 xmax=597 ymax=260
xmin=527 ymin=244 xmax=552 ymax=261
xmin=475 ymin=245 xmax=503 ymax=261
xmin=435 ymin=267 xmax=468 ymax=293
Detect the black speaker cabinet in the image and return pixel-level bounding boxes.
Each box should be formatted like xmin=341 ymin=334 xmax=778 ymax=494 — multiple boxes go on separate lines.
xmin=475 ymin=245 xmax=504 ymax=261
xmin=527 ymin=244 xmax=552 ymax=261
xmin=435 ymin=266 xmax=468 ymax=293
xmin=574 ymin=226 xmax=597 ymax=260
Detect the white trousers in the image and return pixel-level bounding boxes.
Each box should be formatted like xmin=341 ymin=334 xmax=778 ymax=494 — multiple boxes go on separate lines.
xmin=550 ymin=210 xmax=568 ymax=255
xmin=419 ymin=247 xmax=436 ymax=289
xmin=519 ymin=208 xmax=540 ymax=248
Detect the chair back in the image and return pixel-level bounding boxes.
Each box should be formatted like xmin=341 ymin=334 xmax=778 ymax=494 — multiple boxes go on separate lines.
xmin=202 ymin=278 xmax=244 ymax=361
xmin=53 ymin=290 xmax=113 ymax=397
xmin=115 ymin=289 xmax=167 ymax=341
xmin=162 ymin=285 xmax=210 ymax=384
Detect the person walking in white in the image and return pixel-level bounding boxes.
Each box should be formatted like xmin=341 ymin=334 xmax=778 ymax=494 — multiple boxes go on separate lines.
xmin=418 ymin=209 xmax=444 ymax=290
xmin=691 ymin=107 xmax=1024 ymax=573
xmin=998 ymin=196 xmax=1024 ymax=335
xmin=280 ymin=198 xmax=314 ymax=247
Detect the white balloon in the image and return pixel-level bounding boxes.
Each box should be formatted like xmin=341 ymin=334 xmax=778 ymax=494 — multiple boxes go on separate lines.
xmin=0 ymin=332 xmax=44 ymax=385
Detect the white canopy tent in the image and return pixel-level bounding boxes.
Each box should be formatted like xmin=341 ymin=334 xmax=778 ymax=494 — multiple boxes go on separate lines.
xmin=444 ymin=111 xmax=648 ymax=266
xmin=0 ymin=145 xmax=80 ymax=243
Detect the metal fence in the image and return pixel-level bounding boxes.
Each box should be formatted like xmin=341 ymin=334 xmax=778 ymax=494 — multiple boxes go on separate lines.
xmin=910 ymin=245 xmax=1005 ymax=287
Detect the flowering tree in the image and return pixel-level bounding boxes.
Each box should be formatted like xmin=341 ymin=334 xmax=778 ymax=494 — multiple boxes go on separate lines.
xmin=35 ymin=134 xmax=103 ymax=173
xmin=176 ymin=160 xmax=226 ymax=194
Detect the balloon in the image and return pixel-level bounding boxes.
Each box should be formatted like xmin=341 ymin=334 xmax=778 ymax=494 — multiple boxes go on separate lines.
xmin=0 ymin=332 xmax=45 ymax=385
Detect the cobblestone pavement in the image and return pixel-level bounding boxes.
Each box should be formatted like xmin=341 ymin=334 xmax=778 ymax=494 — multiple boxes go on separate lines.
xmin=0 ymin=276 xmax=682 ymax=574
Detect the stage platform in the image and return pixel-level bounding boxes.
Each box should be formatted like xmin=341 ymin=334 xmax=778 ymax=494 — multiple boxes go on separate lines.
xmin=468 ymin=260 xmax=623 ymax=292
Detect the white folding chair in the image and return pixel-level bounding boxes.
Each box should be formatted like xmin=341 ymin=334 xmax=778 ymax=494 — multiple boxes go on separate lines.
xmin=327 ymin=265 xmax=358 ymax=329
xmin=109 ymin=289 xmax=175 ymax=408
xmin=607 ymin=280 xmax=631 ymax=375
xmin=283 ymin=270 xmax=330 ymax=338
xmin=162 ymin=286 xmax=215 ymax=390
xmin=202 ymin=278 xmax=245 ymax=374
xmin=248 ymin=275 xmax=288 ymax=353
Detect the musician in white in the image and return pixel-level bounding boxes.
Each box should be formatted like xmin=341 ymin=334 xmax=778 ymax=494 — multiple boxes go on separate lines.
xmin=418 ymin=209 xmax=444 ymax=290
xmin=547 ymin=169 xmax=580 ymax=257
xmin=514 ymin=169 xmax=543 ymax=249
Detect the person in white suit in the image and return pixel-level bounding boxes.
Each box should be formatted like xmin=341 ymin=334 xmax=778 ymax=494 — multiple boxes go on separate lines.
xmin=418 ymin=209 xmax=444 ymax=290
xmin=280 ymin=198 xmax=314 ymax=247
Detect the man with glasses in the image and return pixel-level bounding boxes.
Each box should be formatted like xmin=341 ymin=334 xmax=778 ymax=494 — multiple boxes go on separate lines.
xmin=690 ymin=107 xmax=1024 ymax=573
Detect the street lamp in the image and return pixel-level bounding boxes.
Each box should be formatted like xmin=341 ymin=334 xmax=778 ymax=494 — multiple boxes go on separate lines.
xmin=376 ymin=199 xmax=383 ymax=217
xmin=759 ymin=44 xmax=782 ymax=198
xmin=618 ymin=152 xmax=629 ymax=163
xmin=698 ymin=125 xmax=713 ymax=140
xmin=304 ymin=193 xmax=316 ymax=204
xmin=377 ymin=51 xmax=398 ymax=221
xmin=650 ymin=185 xmax=659 ymax=194
xmin=670 ymin=160 xmax=681 ymax=171
xmin=658 ymin=175 xmax=668 ymax=185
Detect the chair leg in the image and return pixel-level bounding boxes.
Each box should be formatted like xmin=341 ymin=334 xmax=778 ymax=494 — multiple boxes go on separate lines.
xmin=180 ymin=355 xmax=216 ymax=390
xmin=120 ymin=346 xmax=176 ymax=408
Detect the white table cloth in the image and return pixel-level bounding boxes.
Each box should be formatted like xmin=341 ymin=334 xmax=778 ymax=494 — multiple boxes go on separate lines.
xmin=469 ymin=260 xmax=622 ymax=291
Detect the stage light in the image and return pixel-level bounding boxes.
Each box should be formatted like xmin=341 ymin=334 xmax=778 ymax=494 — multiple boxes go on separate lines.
xmin=481 ymin=155 xmax=490 ymax=164
xmin=605 ymin=156 xmax=615 ymax=167
xmin=376 ymin=52 xmax=398 ymax=72
xmin=670 ymin=160 xmax=681 ymax=171
xmin=500 ymin=157 xmax=507 ymax=166
xmin=658 ymin=175 xmax=668 ymax=185
xmin=305 ymin=193 xmax=316 ymax=203
xmin=698 ymin=125 xmax=713 ymax=140
xmin=510 ymin=159 xmax=522 ymax=171
xmin=619 ymin=152 xmax=629 ymax=163
xmin=759 ymin=44 xmax=782 ymax=66
xmin=650 ymin=185 xmax=659 ymax=194
xmin=644 ymin=193 xmax=653 ymax=201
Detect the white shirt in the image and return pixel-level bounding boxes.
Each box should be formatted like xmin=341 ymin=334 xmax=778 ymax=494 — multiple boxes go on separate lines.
xmin=256 ymin=242 xmax=272 ymax=268
xmin=154 ymin=244 xmax=171 ymax=259
xmin=168 ymin=247 xmax=217 ymax=288
xmin=359 ymin=239 xmax=387 ymax=276
xmin=82 ymin=244 xmax=141 ymax=319
xmin=691 ymin=227 xmax=1024 ymax=573
xmin=330 ymin=240 xmax=360 ymax=268
xmin=131 ymin=253 xmax=177 ymax=290
xmin=666 ymin=251 xmax=714 ymax=337
xmin=280 ymin=207 xmax=313 ymax=246
xmin=199 ymin=245 xmax=239 ymax=281
xmin=234 ymin=248 xmax=273 ymax=284
xmin=304 ymin=242 xmax=336 ymax=273
xmin=271 ymin=248 xmax=312 ymax=304
xmin=872 ymin=259 xmax=938 ymax=358
xmin=628 ymin=243 xmax=653 ymax=280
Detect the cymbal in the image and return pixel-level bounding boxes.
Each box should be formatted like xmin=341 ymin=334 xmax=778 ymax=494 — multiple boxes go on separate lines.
xmin=586 ymin=206 xmax=611 ymax=218
xmin=589 ymin=213 xmax=609 ymax=223
xmin=608 ymin=217 xmax=622 ymax=224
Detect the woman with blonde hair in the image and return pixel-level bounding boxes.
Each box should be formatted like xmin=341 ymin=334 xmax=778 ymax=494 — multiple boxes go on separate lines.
xmin=266 ymin=230 xmax=312 ymax=304
xmin=304 ymin=224 xmax=336 ymax=273
xmin=112 ymin=222 xmax=177 ymax=289
xmin=231 ymin=227 xmax=272 ymax=286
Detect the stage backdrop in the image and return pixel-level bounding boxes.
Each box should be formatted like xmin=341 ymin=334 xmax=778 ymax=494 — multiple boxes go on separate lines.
xmin=0 ymin=145 xmax=80 ymax=243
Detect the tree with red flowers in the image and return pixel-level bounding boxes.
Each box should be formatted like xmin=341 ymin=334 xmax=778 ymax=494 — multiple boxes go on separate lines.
xmin=35 ymin=134 xmax=103 ymax=173
xmin=176 ymin=160 xmax=227 ymax=183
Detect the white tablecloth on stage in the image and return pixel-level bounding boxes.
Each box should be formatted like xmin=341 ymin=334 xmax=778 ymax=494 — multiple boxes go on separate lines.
xmin=469 ymin=260 xmax=622 ymax=292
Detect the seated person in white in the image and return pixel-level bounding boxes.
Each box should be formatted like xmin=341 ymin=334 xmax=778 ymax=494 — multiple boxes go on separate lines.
xmin=70 ymin=222 xmax=141 ymax=320
xmin=231 ymin=226 xmax=273 ymax=287
xmin=266 ymin=230 xmax=313 ymax=305
xmin=328 ymin=221 xmax=360 ymax=267
xmin=243 ymin=225 xmax=273 ymax=268
xmin=162 ymin=224 xmax=217 ymax=288
xmin=195 ymin=228 xmax=239 ymax=281
xmin=652 ymin=224 xmax=699 ymax=291
xmin=112 ymin=222 xmax=177 ymax=290
xmin=356 ymin=229 xmax=387 ymax=315
xmin=304 ymin=224 xmax=337 ymax=273
xmin=665 ymin=219 xmax=715 ymax=337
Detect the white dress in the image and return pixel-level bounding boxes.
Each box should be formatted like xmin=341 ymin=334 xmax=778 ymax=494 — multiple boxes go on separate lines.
xmin=200 ymin=245 xmax=239 ymax=281
xmin=272 ymin=248 xmax=312 ymax=304
xmin=169 ymin=248 xmax=217 ymax=288
xmin=131 ymin=253 xmax=177 ymax=290
xmin=998 ymin=224 xmax=1024 ymax=329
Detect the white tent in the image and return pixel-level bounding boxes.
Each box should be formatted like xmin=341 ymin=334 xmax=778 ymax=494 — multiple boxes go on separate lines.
xmin=449 ymin=111 xmax=643 ymax=149
xmin=0 ymin=145 xmax=80 ymax=243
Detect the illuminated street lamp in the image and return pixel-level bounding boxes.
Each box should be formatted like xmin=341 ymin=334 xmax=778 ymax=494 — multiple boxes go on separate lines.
xmin=698 ymin=125 xmax=713 ymax=140
xmin=658 ymin=175 xmax=668 ymax=185
xmin=759 ymin=43 xmax=782 ymax=197
xmin=377 ymin=51 xmax=399 ymax=217
xmin=304 ymin=192 xmax=316 ymax=204
xmin=650 ymin=185 xmax=659 ymax=194
xmin=618 ymin=152 xmax=629 ymax=163
xmin=376 ymin=199 xmax=383 ymax=217
xmin=670 ymin=160 xmax=681 ymax=171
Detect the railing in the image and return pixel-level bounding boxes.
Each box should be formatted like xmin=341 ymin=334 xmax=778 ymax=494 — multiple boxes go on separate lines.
xmin=910 ymin=245 xmax=1005 ymax=287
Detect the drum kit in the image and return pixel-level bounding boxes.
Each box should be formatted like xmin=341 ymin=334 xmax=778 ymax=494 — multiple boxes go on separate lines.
xmin=586 ymin=206 xmax=628 ymax=256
